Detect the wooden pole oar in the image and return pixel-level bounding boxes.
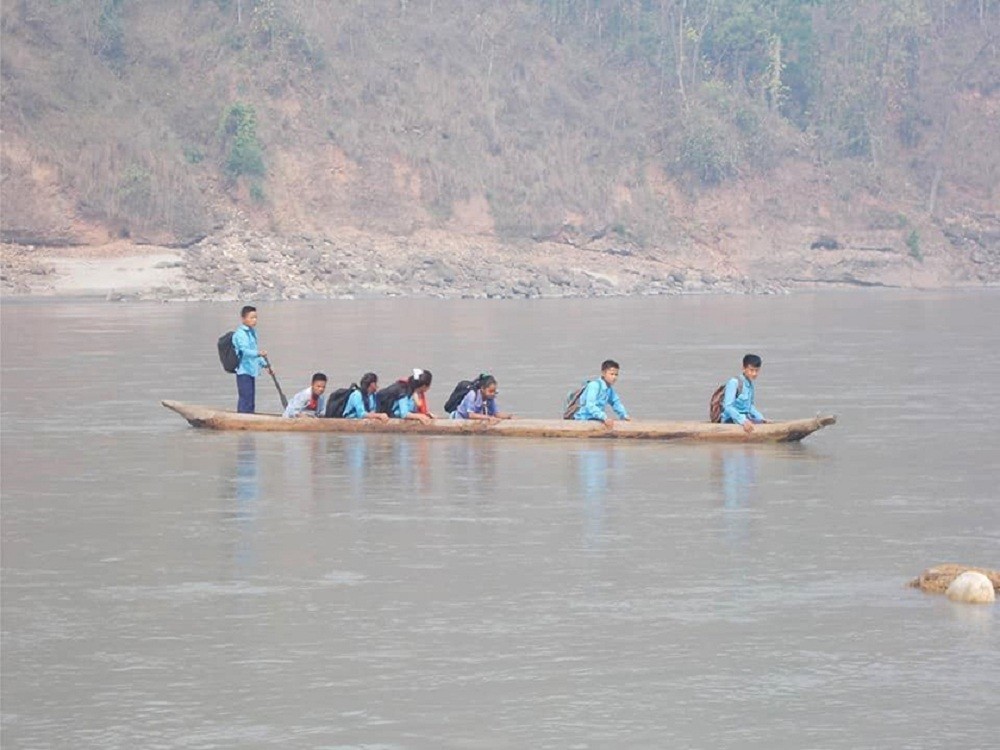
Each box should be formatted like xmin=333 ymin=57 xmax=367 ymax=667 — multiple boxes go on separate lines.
xmin=262 ymin=357 xmax=288 ymax=409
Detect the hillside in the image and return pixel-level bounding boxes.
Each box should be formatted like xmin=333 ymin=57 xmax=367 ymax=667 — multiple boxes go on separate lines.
xmin=2 ymin=0 xmax=998 ymax=297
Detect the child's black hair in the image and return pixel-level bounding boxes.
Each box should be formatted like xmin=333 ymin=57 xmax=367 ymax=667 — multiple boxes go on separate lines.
xmin=479 ymin=375 xmax=497 ymax=390
xmin=312 ymin=372 xmax=327 ymax=383
xmin=359 ymin=372 xmax=378 ymax=391
xmin=240 ymin=305 xmax=257 ymax=318
xmin=406 ymin=369 xmax=433 ymax=394
xmin=601 ymin=359 xmax=620 ymax=372
xmin=743 ymin=354 xmax=762 ymax=368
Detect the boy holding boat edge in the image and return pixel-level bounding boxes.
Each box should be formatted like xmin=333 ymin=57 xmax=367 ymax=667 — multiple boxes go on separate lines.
xmin=721 ymin=354 xmax=767 ymax=433
xmin=573 ymin=359 xmax=631 ymax=427
xmin=283 ymin=372 xmax=328 ymax=418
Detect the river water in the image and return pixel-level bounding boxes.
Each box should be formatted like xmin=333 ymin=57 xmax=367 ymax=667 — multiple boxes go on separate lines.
xmin=2 ymin=292 xmax=998 ymax=749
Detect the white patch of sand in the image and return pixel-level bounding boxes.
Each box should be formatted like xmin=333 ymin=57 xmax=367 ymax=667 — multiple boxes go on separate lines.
xmin=38 ymin=251 xmax=189 ymax=297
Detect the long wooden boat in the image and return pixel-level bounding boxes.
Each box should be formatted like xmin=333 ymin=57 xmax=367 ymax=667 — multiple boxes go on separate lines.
xmin=162 ymin=400 xmax=836 ymax=443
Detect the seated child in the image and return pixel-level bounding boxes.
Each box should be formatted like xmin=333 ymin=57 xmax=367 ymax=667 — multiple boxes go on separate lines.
xmin=721 ymin=353 xmax=766 ymax=433
xmin=391 ymin=369 xmax=435 ymax=423
xmin=283 ymin=372 xmax=327 ymax=418
xmin=574 ymin=359 xmax=630 ymax=426
xmin=342 ymin=372 xmax=390 ymax=422
xmin=453 ymin=376 xmax=513 ymax=421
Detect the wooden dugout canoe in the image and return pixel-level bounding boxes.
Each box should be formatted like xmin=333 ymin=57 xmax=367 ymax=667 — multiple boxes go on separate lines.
xmin=162 ymin=400 xmax=836 ymax=443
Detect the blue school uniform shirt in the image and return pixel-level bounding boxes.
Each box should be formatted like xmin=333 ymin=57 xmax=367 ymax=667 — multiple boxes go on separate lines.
xmin=343 ymin=390 xmax=377 ymax=419
xmin=392 ymin=394 xmax=418 ymax=418
xmin=232 ymin=324 xmax=267 ymax=377
xmin=454 ymin=389 xmax=498 ymax=419
xmin=721 ymin=375 xmax=764 ymax=425
xmin=283 ymin=387 xmax=327 ymax=418
xmin=573 ymin=379 xmax=628 ymax=422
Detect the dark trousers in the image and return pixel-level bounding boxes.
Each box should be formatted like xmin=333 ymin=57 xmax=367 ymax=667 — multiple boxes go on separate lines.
xmin=237 ymin=374 xmax=256 ymax=413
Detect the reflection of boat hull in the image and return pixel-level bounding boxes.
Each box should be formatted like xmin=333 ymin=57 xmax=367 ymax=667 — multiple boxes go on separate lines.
xmin=162 ymin=401 xmax=836 ymax=443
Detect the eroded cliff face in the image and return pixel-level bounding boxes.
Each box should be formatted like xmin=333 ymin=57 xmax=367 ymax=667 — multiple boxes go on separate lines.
xmin=2 ymin=1 xmax=998 ymax=297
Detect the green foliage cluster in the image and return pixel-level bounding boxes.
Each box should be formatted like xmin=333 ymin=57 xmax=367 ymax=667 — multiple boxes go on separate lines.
xmin=675 ymin=111 xmax=740 ymax=185
xmin=219 ymin=102 xmax=266 ymax=181
xmin=215 ymin=0 xmax=325 ymax=69
xmin=97 ymin=0 xmax=126 ymax=72
xmin=184 ymin=145 xmax=205 ymax=165
xmin=117 ymin=164 xmax=152 ymax=214
xmin=907 ymin=229 xmax=923 ymax=261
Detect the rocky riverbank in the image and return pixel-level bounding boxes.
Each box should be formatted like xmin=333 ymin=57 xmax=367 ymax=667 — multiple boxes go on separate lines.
xmin=3 ymin=214 xmax=998 ymax=302
xmin=2 ymin=226 xmax=787 ymax=302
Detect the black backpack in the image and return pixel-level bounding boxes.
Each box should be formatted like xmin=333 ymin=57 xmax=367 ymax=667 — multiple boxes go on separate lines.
xmin=217 ymin=331 xmax=240 ymax=373
xmin=375 ymin=380 xmax=408 ymax=415
xmin=443 ymin=375 xmax=488 ymax=414
xmin=324 ymin=385 xmax=359 ymax=418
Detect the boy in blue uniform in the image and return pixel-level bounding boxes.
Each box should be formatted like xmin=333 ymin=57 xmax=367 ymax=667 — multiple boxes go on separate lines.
xmin=283 ymin=372 xmax=328 ymax=418
xmin=343 ymin=373 xmax=390 ymax=422
xmin=722 ymin=353 xmax=767 ymax=433
xmin=575 ymin=359 xmax=631 ymax=427
xmin=232 ymin=305 xmax=272 ymax=413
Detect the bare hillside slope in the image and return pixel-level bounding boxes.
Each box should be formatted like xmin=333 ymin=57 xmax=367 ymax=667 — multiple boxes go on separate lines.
xmin=2 ymin=1 xmax=998 ymax=296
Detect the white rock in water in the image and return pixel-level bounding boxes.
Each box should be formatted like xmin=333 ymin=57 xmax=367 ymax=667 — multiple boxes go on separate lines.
xmin=945 ymin=571 xmax=996 ymax=604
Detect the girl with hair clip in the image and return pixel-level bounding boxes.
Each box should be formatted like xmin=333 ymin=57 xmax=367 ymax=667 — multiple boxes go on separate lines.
xmin=391 ymin=369 xmax=436 ymax=423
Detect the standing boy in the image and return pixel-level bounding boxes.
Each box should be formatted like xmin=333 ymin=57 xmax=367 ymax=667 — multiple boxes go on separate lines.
xmin=232 ymin=305 xmax=272 ymax=414
xmin=721 ymin=353 xmax=766 ymax=433
xmin=574 ymin=359 xmax=631 ymax=427
xmin=283 ymin=373 xmax=328 ymax=418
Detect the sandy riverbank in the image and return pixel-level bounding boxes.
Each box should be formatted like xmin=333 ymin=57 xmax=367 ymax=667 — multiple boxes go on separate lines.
xmin=2 ymin=243 xmax=189 ymax=300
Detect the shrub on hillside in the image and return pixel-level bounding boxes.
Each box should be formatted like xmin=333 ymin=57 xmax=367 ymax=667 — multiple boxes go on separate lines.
xmin=673 ymin=110 xmax=740 ymax=186
xmin=219 ymin=103 xmax=266 ymax=180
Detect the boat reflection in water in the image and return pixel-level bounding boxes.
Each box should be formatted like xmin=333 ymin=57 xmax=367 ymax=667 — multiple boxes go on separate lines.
xmin=712 ymin=446 xmax=760 ymax=547
xmin=445 ymin=438 xmax=498 ymax=489
xmin=714 ymin=446 xmax=759 ymax=510
xmin=342 ymin=435 xmax=371 ymax=503
xmin=573 ymin=444 xmax=618 ymax=550
xmin=231 ymin=434 xmax=261 ymax=568
xmin=393 ymin=437 xmax=434 ymax=496
xmin=233 ymin=434 xmax=260 ymax=516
